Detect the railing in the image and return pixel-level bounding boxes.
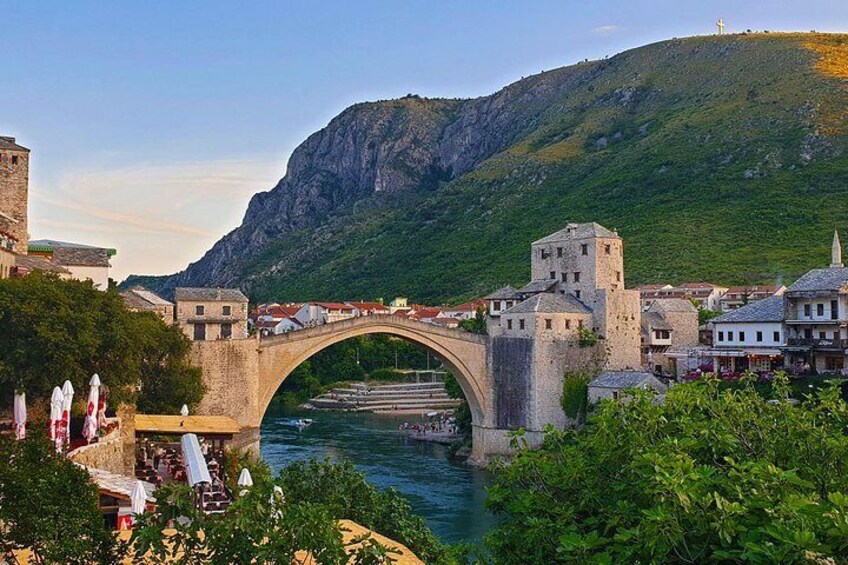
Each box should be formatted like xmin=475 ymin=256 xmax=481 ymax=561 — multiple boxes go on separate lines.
xmin=786 ymin=337 xmax=845 ymax=349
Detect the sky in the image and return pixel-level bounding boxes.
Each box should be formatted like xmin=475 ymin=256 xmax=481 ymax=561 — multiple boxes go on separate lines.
xmin=3 ymin=1 xmax=847 ymax=281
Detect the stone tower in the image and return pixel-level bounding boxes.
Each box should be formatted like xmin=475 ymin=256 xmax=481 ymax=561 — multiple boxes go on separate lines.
xmin=0 ymin=137 xmax=30 ymax=252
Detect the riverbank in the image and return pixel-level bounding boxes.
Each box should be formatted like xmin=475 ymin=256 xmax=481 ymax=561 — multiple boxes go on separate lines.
xmin=307 ymin=381 xmax=462 ymax=413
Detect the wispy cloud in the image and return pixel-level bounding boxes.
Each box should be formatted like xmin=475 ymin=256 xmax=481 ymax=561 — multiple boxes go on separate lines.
xmin=593 ymin=25 xmax=619 ymax=35
xmin=30 ymin=157 xmax=284 ymax=280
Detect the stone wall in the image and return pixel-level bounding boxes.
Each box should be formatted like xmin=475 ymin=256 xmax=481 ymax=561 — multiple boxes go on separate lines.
xmin=192 ymin=337 xmax=260 ymax=429
xmin=595 ymin=288 xmax=642 ymax=370
xmin=0 ymin=141 xmax=29 ymax=249
xmin=491 ymin=336 xmax=533 ymax=429
xmin=69 ymin=418 xmax=126 ymax=474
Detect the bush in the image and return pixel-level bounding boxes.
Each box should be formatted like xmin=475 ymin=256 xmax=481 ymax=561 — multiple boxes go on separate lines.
xmin=560 ymin=370 xmax=594 ymax=422
xmin=486 ymin=376 xmax=848 ymax=563
xmin=0 ymin=436 xmax=123 ymax=564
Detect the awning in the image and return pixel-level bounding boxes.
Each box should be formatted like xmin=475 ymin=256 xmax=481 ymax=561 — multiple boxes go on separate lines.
xmin=135 ymin=414 xmax=241 ymax=437
xmin=180 ymin=433 xmax=212 ymax=486
xmin=701 ymin=348 xmax=784 ymax=358
xmin=80 ymin=465 xmax=156 ymax=503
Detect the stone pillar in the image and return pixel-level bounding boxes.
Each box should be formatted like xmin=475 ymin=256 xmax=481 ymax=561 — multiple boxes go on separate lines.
xmin=117 ymin=404 xmax=136 ymax=475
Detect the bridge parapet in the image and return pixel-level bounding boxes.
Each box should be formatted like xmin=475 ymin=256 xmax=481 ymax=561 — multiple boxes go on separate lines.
xmin=259 ymin=314 xmax=488 ymax=348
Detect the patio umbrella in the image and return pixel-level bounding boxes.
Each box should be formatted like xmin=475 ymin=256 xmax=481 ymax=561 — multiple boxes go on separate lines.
xmin=180 ymin=404 xmax=189 ymax=417
xmin=49 ymin=386 xmax=64 ymax=451
xmin=237 ymin=468 xmax=254 ymax=488
xmin=13 ymin=391 xmax=26 ymax=440
xmin=61 ymin=380 xmax=75 ymax=447
xmin=130 ymin=480 xmax=147 ymax=516
xmin=82 ymin=374 xmax=101 ymax=443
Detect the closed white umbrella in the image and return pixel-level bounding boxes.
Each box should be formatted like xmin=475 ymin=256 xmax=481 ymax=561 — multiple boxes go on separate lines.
xmin=13 ymin=391 xmax=26 ymax=440
xmin=237 ymin=468 xmax=253 ymax=488
xmin=82 ymin=374 xmax=101 ymax=444
xmin=49 ymin=387 xmax=64 ymax=451
xmin=130 ymin=480 xmax=147 ymax=516
xmin=61 ymin=380 xmax=75 ymax=448
xmin=180 ymin=404 xmax=189 ymax=417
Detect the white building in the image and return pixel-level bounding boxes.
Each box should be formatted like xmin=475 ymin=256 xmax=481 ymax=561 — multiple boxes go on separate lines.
xmin=28 ymin=239 xmax=115 ymax=290
xmin=708 ymin=294 xmax=786 ymax=373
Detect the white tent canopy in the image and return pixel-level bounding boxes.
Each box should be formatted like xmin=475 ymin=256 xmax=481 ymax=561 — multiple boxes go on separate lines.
xmin=180 ymin=433 xmax=212 ymax=486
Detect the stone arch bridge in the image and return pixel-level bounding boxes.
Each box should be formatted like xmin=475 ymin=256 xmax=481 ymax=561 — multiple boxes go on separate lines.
xmin=191 ymin=315 xmax=579 ymax=464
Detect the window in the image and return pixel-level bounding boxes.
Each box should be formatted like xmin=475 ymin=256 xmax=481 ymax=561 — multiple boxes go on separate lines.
xmin=581 ymin=244 xmax=588 ymax=255
xmin=817 ymin=303 xmax=825 ymax=316
xmin=519 ymin=319 xmax=525 ymax=330
xmin=820 ymin=331 xmax=827 ymax=339
xmin=574 ymin=290 xmax=581 ymax=299
xmin=550 ymin=271 xmax=556 ymax=280
xmin=739 ymin=331 xmax=745 ymax=342
xmin=557 ymin=247 xmax=563 ymax=258
xmin=832 ymin=300 xmax=839 ymax=320
xmin=11 ymin=155 xmax=17 ymax=165
xmin=193 ymin=324 xmax=206 ymax=341
xmin=195 ymin=305 xmax=205 ymax=316
xmin=545 ymin=319 xmax=552 ymax=330
xmin=565 ymin=319 xmax=571 ymax=329
xmin=221 ymin=323 xmax=232 ymax=339
xmin=507 ymin=319 xmax=513 ymax=330
xmin=577 ymin=319 xmax=584 ymax=328
xmin=773 ymin=331 xmax=780 ymax=342
xmin=728 ymin=331 xmax=734 ymax=341
xmin=616 ymin=271 xmax=621 ymax=282
xmin=604 ymin=244 xmax=611 ymax=255
xmin=804 ymin=304 xmax=811 ymax=317
xmin=756 ymin=331 xmax=763 ymax=342
xmin=573 ymin=272 xmax=581 ymax=283
xmin=561 ymin=272 xmax=567 ymax=282
xmin=495 ymin=300 xmax=502 ymax=311
xmin=222 ymin=305 xmax=231 ymax=316
xmin=805 ymin=328 xmax=813 ymax=339
xmin=718 ymin=331 xmax=724 ymax=341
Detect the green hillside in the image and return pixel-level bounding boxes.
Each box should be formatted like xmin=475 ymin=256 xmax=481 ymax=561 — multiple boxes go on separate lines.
xmin=129 ymin=33 xmax=848 ymax=305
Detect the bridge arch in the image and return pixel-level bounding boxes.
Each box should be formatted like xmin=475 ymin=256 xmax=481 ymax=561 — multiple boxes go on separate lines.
xmin=256 ymin=316 xmax=489 ymax=430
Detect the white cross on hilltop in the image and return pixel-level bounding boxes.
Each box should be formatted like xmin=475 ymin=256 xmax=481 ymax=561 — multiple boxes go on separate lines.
xmin=717 ymin=18 xmax=726 ymax=35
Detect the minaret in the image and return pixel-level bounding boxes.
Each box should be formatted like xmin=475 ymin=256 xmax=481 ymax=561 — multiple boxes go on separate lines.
xmin=831 ymin=230 xmax=843 ymax=268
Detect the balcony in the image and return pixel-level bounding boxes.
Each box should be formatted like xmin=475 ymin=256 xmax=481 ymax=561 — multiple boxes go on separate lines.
xmin=786 ymin=337 xmax=845 ymax=350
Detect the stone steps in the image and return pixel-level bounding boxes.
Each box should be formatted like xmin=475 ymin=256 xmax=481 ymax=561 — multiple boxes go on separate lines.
xmin=310 ymin=380 xmax=459 ymax=412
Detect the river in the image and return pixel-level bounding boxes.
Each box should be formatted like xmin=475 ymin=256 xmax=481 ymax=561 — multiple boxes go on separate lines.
xmin=261 ymin=405 xmax=497 ymax=545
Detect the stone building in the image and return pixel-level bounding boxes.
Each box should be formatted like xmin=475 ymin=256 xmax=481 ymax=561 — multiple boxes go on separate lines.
xmin=120 ymin=286 xmax=175 ymax=322
xmin=709 ymin=294 xmax=786 ymax=374
xmin=587 ymin=370 xmax=667 ymax=404
xmin=0 ymin=215 xmax=18 ymax=279
xmin=175 ymin=287 xmax=249 ymax=341
xmin=512 ymin=222 xmax=642 ymax=370
xmin=640 ymin=298 xmax=699 ymax=376
xmin=483 ymin=222 xmax=642 ymax=443
xmin=0 ymin=136 xmax=30 ymax=250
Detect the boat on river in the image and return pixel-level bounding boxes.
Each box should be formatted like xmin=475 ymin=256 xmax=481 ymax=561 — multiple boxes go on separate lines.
xmin=295 ymin=418 xmax=313 ymax=429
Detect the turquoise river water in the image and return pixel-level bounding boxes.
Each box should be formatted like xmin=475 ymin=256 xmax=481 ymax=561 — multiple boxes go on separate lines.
xmin=260 ymin=405 xmax=497 ymax=545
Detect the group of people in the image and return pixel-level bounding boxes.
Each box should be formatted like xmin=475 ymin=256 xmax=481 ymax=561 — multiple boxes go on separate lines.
xmin=398 ymin=415 xmax=458 ymax=436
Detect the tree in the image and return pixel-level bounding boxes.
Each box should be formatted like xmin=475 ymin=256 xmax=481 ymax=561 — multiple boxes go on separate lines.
xmin=0 ymin=273 xmax=204 ymax=413
xmin=485 ymin=376 xmax=848 ymax=564
xmin=0 ymin=436 xmax=123 ymax=564
xmin=132 ymin=475 xmax=401 ymax=564
xmin=459 ymin=308 xmax=487 ymax=334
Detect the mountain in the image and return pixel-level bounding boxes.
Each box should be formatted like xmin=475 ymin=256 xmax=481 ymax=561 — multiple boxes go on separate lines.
xmin=125 ymin=33 xmax=848 ymax=304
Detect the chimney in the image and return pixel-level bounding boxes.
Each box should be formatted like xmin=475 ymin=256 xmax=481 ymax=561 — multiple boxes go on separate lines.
xmin=832 ymin=229 xmax=843 ymax=269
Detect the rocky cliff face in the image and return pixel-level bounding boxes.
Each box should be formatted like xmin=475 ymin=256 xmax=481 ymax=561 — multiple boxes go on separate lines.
xmin=152 ymin=62 xmax=600 ymax=293
xmin=127 ymin=34 xmax=848 ymax=302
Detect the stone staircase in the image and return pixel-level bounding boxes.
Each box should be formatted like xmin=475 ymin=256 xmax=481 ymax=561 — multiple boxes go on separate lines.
xmin=308 ymin=381 xmax=461 ymax=412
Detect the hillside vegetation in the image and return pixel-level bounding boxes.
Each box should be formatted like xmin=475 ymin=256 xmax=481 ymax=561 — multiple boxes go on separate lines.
xmin=127 ymin=33 xmax=848 ymax=305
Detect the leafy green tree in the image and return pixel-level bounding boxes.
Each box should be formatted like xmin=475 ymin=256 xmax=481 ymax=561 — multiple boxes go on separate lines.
xmin=444 ymin=373 xmax=471 ymax=434
xmin=458 ymin=309 xmax=487 ymax=334
xmin=0 ymin=273 xmax=204 ymax=413
xmin=132 ymin=476 xmax=400 ymax=564
xmin=0 ymin=436 xmax=123 ymax=564
xmin=485 ymin=376 xmax=848 ymax=564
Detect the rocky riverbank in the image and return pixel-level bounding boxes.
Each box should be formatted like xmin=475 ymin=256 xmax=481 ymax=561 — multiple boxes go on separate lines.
xmin=306 ymin=381 xmax=462 ymax=413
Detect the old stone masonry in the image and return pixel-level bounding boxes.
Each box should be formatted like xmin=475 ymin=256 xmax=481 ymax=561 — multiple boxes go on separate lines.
xmin=190 ymin=222 xmax=642 ymax=464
